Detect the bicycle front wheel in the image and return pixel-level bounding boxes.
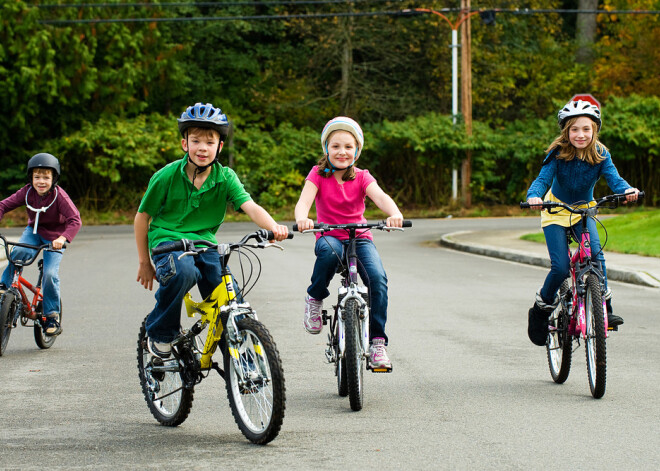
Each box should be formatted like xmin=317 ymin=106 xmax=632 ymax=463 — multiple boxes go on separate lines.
xmin=585 ymin=274 xmax=607 ymax=399
xmin=547 ymin=280 xmax=572 ymax=384
xmin=137 ymin=316 xmax=194 ymax=426
xmin=343 ymin=299 xmax=364 ymax=411
xmin=224 ymin=317 xmax=285 ymax=444
xmin=0 ymin=291 xmax=16 ymax=356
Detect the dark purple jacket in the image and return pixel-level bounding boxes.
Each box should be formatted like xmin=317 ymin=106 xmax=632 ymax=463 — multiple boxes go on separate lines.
xmin=0 ymin=184 xmax=82 ymax=242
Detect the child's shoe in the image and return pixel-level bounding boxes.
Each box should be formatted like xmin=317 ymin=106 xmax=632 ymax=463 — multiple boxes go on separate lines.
xmin=604 ymin=289 xmax=623 ymax=328
xmin=527 ymin=291 xmax=557 ymax=346
xmin=148 ymin=338 xmax=172 ymax=359
xmin=303 ymin=295 xmax=323 ymax=334
xmin=368 ymin=338 xmax=392 ymax=369
xmin=44 ymin=313 xmax=62 ymax=337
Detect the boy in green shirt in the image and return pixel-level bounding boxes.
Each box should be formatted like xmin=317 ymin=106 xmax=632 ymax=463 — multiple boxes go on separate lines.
xmin=135 ymin=102 xmax=288 ymax=358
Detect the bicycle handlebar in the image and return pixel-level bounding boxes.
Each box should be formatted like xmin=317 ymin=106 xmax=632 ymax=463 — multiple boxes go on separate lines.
xmin=519 ymin=192 xmax=645 ymax=213
xmin=0 ymin=233 xmax=65 ymax=267
xmin=292 ymin=220 xmax=413 ymax=232
xmin=151 ymin=229 xmax=293 ymax=256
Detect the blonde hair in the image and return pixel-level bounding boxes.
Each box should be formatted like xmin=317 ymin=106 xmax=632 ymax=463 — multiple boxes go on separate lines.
xmin=545 ymin=117 xmax=607 ymax=165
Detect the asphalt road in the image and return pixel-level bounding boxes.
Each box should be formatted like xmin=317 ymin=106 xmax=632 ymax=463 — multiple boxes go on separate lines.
xmin=1 ymin=219 xmax=659 ymax=469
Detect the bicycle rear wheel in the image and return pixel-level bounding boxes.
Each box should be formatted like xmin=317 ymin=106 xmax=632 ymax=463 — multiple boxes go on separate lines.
xmin=343 ymin=299 xmax=364 ymax=411
xmin=0 ymin=291 xmax=16 ymax=356
xmin=137 ymin=316 xmax=194 ymax=426
xmin=585 ymin=274 xmax=607 ymax=399
xmin=34 ymin=300 xmax=60 ymax=349
xmin=547 ymin=280 xmax=572 ymax=383
xmin=224 ymin=317 xmax=285 ymax=444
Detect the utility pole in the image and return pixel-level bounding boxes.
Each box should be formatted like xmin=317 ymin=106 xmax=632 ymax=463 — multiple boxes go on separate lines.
xmin=460 ymin=0 xmax=472 ymax=207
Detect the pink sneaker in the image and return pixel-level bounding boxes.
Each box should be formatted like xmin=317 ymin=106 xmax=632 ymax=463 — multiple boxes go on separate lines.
xmin=368 ymin=338 xmax=391 ymax=369
xmin=303 ymin=295 xmax=323 ymax=334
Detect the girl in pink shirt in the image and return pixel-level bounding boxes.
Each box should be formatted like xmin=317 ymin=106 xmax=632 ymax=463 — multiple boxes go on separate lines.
xmin=295 ymin=117 xmax=404 ymax=370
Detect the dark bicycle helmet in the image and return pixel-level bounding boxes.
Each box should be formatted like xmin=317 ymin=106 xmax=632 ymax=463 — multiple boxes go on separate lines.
xmin=177 ymin=102 xmax=229 ymax=140
xmin=27 ymin=153 xmax=61 ymax=185
xmin=557 ymin=100 xmax=602 ymax=131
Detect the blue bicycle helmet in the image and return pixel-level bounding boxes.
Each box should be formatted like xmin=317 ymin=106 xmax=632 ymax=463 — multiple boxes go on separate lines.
xmin=177 ymin=102 xmax=229 ymax=140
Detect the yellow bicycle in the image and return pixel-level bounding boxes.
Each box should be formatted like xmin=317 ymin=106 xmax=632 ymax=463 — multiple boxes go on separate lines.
xmin=137 ymin=229 xmax=291 ymax=444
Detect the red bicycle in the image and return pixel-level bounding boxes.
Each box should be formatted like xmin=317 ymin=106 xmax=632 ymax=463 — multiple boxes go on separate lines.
xmin=0 ymin=233 xmax=63 ymax=355
xmin=521 ymin=192 xmax=644 ymax=398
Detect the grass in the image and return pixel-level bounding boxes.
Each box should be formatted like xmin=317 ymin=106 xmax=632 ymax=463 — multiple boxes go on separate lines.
xmin=519 ymin=209 xmax=660 ymax=258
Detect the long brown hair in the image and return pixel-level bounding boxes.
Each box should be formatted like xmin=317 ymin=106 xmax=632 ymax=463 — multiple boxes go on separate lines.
xmin=544 ymin=117 xmax=607 ymax=165
xmin=315 ymin=155 xmax=357 ymax=180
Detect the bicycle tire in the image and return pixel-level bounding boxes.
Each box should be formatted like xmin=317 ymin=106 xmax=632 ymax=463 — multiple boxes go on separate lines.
xmin=224 ymin=317 xmax=286 ymax=444
xmin=546 ymin=280 xmax=572 ymax=384
xmin=343 ymin=298 xmax=364 ymax=411
xmin=34 ymin=300 xmax=60 ymax=349
xmin=137 ymin=316 xmax=194 ymax=426
xmin=0 ymin=291 xmax=16 ymax=356
xmin=585 ymin=274 xmax=607 ymax=399
xmin=335 ymin=311 xmax=348 ymax=397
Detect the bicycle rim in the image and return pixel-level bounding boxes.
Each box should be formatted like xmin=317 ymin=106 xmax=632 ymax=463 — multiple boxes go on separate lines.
xmin=584 ymin=275 xmax=606 ymax=398
xmin=546 ymin=280 xmax=572 ymax=384
xmin=0 ymin=292 xmax=16 ymax=356
xmin=137 ymin=317 xmax=193 ymax=425
xmin=344 ymin=299 xmax=364 ymax=411
xmin=225 ymin=318 xmax=285 ymax=444
xmin=34 ymin=301 xmax=59 ymax=349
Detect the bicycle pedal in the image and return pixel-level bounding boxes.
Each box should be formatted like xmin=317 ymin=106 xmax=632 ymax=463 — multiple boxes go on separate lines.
xmin=321 ymin=310 xmax=329 ymax=324
xmin=608 ymin=325 xmax=618 ymax=332
xmin=368 ymin=365 xmax=392 ymax=373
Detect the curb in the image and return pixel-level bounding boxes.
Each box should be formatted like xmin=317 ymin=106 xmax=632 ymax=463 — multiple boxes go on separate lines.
xmin=440 ymin=231 xmax=660 ymax=289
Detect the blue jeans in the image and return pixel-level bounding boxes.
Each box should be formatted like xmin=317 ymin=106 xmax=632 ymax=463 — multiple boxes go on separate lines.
xmin=540 ymin=218 xmax=607 ymax=305
xmin=308 ymin=236 xmax=389 ymax=344
xmin=146 ymin=244 xmax=224 ymax=343
xmin=0 ymin=226 xmax=63 ymax=315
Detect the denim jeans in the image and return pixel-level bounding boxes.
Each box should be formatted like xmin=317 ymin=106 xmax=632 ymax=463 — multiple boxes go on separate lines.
xmin=540 ymin=218 xmax=607 ymax=305
xmin=308 ymin=236 xmax=389 ymax=343
xmin=0 ymin=226 xmax=63 ymax=315
xmin=146 ymin=244 xmax=224 ymax=343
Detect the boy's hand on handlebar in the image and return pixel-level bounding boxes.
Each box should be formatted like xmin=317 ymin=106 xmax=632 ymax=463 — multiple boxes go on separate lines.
xmin=295 ymin=218 xmax=315 ymax=232
xmin=137 ymin=262 xmax=156 ymax=291
xmin=52 ymin=236 xmax=67 ymax=250
xmin=269 ymin=224 xmax=289 ymax=242
xmin=623 ymin=188 xmax=640 ymax=204
xmin=527 ymin=197 xmax=544 ymax=210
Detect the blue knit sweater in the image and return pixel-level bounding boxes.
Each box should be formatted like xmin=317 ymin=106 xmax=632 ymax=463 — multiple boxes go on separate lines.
xmin=526 ymin=148 xmax=631 ymax=204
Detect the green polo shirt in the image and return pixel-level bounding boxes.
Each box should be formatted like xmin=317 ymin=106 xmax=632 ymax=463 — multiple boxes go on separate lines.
xmin=138 ymin=156 xmax=252 ymax=250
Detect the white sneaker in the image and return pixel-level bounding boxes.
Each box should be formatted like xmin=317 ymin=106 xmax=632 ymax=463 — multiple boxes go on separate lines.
xmin=303 ymin=295 xmax=323 ymax=334
xmin=148 ymin=338 xmax=172 ymax=359
xmin=368 ymin=338 xmax=391 ymax=369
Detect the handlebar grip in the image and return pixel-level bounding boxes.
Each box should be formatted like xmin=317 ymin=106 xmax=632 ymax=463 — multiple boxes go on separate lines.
xmin=520 ymin=202 xmax=531 ymax=209
xmin=151 ymin=240 xmax=184 ymax=256
xmin=639 ymin=191 xmax=645 ymax=200
xmin=402 ymin=220 xmax=413 ymax=228
xmin=264 ymin=230 xmax=294 ymax=240
xmin=292 ymin=224 xmax=298 ymax=232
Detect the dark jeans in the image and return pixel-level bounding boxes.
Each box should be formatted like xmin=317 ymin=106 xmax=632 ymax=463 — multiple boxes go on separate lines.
xmin=540 ymin=218 xmax=607 ymax=305
xmin=307 ymin=236 xmax=389 ymax=343
xmin=146 ymin=244 xmax=224 ymax=343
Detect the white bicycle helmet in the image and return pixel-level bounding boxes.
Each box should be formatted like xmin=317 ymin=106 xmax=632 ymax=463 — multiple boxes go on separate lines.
xmin=557 ymin=100 xmax=602 ymax=130
xmin=320 ymin=116 xmax=364 ymax=158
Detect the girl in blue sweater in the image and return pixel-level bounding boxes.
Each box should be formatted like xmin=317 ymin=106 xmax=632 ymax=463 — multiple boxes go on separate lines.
xmin=525 ymin=100 xmax=640 ymax=346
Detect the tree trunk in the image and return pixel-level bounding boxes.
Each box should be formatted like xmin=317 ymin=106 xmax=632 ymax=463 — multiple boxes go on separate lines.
xmin=576 ymin=0 xmax=599 ymax=64
xmin=340 ymin=11 xmax=354 ymax=115
xmin=460 ymin=0 xmax=472 ymax=208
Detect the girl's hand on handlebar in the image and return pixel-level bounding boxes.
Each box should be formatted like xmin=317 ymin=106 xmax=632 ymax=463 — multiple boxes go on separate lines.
xmin=295 ymin=218 xmax=315 ymax=232
xmin=385 ymin=214 xmax=404 ymax=228
xmin=526 ymin=197 xmax=544 ymax=210
xmin=269 ymin=224 xmax=289 ymax=242
xmin=623 ymin=188 xmax=640 ymax=204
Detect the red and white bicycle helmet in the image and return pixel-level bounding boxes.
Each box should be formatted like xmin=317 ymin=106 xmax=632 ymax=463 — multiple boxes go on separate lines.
xmin=320 ymin=116 xmax=364 ymax=158
xmin=557 ymin=100 xmax=602 ymax=131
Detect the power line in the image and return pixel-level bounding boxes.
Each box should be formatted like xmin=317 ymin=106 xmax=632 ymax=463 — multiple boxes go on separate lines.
xmin=38 ymin=7 xmax=660 ymax=25
xmin=37 ymin=0 xmax=404 ymax=9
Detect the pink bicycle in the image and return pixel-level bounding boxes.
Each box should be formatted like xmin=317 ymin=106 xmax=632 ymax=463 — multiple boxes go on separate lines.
xmin=521 ymin=192 xmax=644 ymax=398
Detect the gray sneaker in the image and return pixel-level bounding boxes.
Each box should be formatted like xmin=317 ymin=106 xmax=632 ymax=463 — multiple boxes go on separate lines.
xmin=368 ymin=338 xmax=391 ymax=369
xmin=303 ymin=295 xmax=323 ymax=334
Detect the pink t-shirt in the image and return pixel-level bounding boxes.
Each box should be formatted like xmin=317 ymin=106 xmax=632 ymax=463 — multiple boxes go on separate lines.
xmin=306 ymin=166 xmax=376 ymax=240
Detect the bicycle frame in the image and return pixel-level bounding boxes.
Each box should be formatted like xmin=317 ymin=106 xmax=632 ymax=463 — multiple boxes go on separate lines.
xmin=566 ymin=209 xmax=609 ymax=339
xmin=11 ymin=268 xmax=44 ymax=323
